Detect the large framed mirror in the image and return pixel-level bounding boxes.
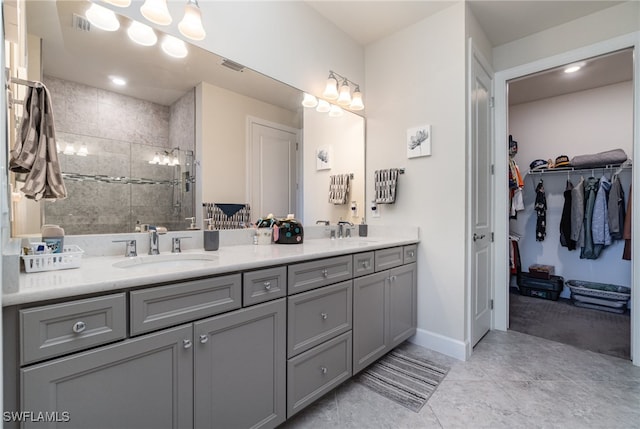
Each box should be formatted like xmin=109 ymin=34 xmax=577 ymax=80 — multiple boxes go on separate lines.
xmin=7 ymin=0 xmax=365 ymax=236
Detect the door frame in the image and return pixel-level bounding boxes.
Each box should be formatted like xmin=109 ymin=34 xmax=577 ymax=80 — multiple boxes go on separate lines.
xmin=492 ymin=32 xmax=640 ymax=365
xmin=466 ymin=37 xmax=495 ymax=357
xmin=246 ymin=116 xmax=302 ymax=220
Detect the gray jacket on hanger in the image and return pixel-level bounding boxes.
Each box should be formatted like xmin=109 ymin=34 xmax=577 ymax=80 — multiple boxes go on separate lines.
xmin=570 ymin=177 xmax=585 ymax=247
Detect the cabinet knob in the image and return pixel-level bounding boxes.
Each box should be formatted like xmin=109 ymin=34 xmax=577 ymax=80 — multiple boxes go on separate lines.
xmin=320 ymin=312 xmax=328 ymax=320
xmin=199 ymin=334 xmax=209 ymax=344
xmin=362 ymin=261 xmax=369 ymax=268
xmin=72 ymin=321 xmax=86 ymax=334
xmin=320 ymin=366 xmax=328 ymax=374
xmin=408 ymin=251 xmax=415 ymax=257
xmin=389 ymin=275 xmax=397 ymax=282
xmin=263 ymin=281 xmax=271 ymax=290
xmin=322 ymin=269 xmax=328 ymax=278
xmin=183 ymin=339 xmax=192 ymax=349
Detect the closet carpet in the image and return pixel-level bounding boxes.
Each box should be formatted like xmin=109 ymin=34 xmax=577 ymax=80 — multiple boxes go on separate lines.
xmin=509 ymin=290 xmax=630 ymax=360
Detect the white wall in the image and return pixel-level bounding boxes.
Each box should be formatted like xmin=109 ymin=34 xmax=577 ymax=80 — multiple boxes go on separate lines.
xmin=365 ymin=2 xmax=468 ymax=357
xmin=302 ymin=108 xmax=365 ymax=225
xmin=493 ymin=1 xmax=640 ymax=71
xmin=509 ymin=81 xmax=634 ymax=296
xmin=199 ymin=82 xmax=300 ymax=206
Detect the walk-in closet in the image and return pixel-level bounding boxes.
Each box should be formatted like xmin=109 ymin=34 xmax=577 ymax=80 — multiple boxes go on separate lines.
xmin=507 ymin=48 xmax=634 ymax=360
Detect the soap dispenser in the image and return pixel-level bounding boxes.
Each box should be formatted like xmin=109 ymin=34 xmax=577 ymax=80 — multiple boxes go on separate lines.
xmin=203 ymin=219 xmax=219 ymax=251
xmin=358 ymin=218 xmax=368 ymax=237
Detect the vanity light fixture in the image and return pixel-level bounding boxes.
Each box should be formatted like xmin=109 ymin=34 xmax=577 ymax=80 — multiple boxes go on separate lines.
xmin=140 ymin=0 xmax=172 ymax=26
xmin=161 ymin=35 xmax=188 ymax=58
xmin=178 ymin=0 xmax=206 ymax=41
xmin=349 ymin=85 xmax=364 ymax=111
xmin=302 ymin=93 xmax=319 ymax=108
xmin=328 ymin=104 xmax=343 ymax=117
xmin=315 ymin=70 xmax=364 ymax=112
xmin=77 ymin=143 xmax=89 ymax=157
xmin=127 ymin=21 xmax=158 ymax=46
xmin=63 ymin=143 xmax=76 ymax=156
xmin=85 ymin=3 xmax=120 ymax=31
xmin=336 ymin=78 xmax=352 ymax=106
xmin=322 ymin=71 xmax=339 ymax=100
xmin=316 ymin=99 xmax=331 ymax=113
xmin=149 ymin=152 xmax=161 ymax=164
xmin=101 ymin=0 xmax=132 ymax=7
xmin=171 ymin=154 xmax=180 ymax=166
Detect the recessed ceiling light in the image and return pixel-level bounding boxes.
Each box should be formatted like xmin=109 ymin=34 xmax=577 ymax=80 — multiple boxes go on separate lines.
xmin=564 ymin=64 xmax=582 ymax=73
xmin=111 ymin=77 xmax=127 ymax=86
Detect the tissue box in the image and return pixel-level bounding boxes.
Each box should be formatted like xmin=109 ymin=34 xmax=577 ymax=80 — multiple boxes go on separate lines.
xmin=528 ymin=264 xmax=555 ymax=280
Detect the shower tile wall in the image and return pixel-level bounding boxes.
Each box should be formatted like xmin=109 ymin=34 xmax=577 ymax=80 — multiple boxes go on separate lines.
xmin=43 ymin=76 xmax=195 ymax=234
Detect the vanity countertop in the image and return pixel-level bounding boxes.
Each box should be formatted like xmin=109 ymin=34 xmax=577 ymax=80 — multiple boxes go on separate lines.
xmin=4 ymin=235 xmax=419 ymax=307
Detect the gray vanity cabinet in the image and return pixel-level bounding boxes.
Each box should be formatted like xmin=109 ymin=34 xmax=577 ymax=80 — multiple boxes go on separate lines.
xmin=194 ymin=298 xmax=286 ymax=429
xmin=353 ymin=262 xmax=417 ymax=374
xmin=20 ymin=324 xmax=194 ymax=429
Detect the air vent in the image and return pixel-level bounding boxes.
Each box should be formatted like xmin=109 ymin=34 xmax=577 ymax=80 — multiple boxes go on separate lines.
xmin=72 ymin=13 xmax=91 ymax=32
xmin=220 ymin=59 xmax=245 ymax=72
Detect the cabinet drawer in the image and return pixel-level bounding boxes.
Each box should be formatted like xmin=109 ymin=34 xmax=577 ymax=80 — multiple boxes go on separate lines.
xmin=403 ymin=244 xmax=417 ymax=264
xmin=243 ymin=266 xmax=287 ymax=307
xmin=287 ymin=281 xmax=352 ymax=357
xmin=287 ymin=331 xmax=352 ymax=418
xmin=20 ymin=293 xmax=126 ymax=365
xmin=130 ymin=274 xmax=241 ymax=335
xmin=374 ymin=247 xmax=404 ymax=272
xmin=288 ymin=255 xmax=352 ymax=295
xmin=353 ymin=252 xmax=374 ymax=278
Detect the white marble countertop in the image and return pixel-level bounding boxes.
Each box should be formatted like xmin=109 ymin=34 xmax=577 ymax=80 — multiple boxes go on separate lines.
xmin=4 ymin=234 xmax=419 ymax=307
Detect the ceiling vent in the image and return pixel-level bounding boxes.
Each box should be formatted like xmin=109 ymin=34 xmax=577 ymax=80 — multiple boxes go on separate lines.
xmin=72 ymin=13 xmax=91 ymax=32
xmin=220 ymin=59 xmax=245 ymax=72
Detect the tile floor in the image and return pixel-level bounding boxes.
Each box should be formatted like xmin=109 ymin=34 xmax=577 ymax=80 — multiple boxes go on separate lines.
xmin=280 ymin=330 xmax=640 ymax=428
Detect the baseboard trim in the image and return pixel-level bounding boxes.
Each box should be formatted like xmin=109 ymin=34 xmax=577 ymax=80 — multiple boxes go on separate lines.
xmin=409 ymin=328 xmax=469 ymax=361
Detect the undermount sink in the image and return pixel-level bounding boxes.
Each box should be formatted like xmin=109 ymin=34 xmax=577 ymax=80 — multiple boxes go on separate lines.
xmin=113 ymin=253 xmax=218 ymax=269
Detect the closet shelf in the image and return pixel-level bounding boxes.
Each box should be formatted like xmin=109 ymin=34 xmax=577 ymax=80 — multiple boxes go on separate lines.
xmin=526 ymin=163 xmax=631 ymax=177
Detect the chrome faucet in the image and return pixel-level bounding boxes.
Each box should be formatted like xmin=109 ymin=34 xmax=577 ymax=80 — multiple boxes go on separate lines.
xmin=149 ymin=230 xmax=160 ymax=255
xmin=337 ymin=221 xmax=354 ymax=239
xmin=113 ymin=239 xmax=137 ymax=257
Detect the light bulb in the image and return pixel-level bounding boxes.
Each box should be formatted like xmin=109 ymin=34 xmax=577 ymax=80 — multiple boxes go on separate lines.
xmin=349 ymin=87 xmax=364 ymax=110
xmin=301 ymin=93 xmax=318 ymax=108
xmin=149 ymin=152 xmax=161 ymax=164
xmin=316 ymin=99 xmax=331 ymax=113
xmin=337 ymin=79 xmax=351 ymax=106
xmin=127 ymin=21 xmax=157 ymax=46
xmin=77 ymin=143 xmax=88 ymax=157
xmin=178 ymin=0 xmax=206 ymax=41
xmin=140 ymin=0 xmax=172 ymax=26
xmin=328 ymin=105 xmax=343 ymax=117
xmin=85 ymin=3 xmax=120 ymax=31
xmin=172 ymin=155 xmax=180 ymax=166
xmin=162 ymin=154 xmax=171 ymax=165
xmin=63 ymin=143 xmax=76 ymax=155
xmin=161 ymin=35 xmax=188 ymax=58
xmin=102 ymin=0 xmax=131 ymax=7
xmin=322 ymin=73 xmax=339 ymax=100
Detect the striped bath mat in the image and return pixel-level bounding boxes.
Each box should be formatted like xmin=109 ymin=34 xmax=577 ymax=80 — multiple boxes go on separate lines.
xmin=356 ymin=350 xmax=449 ymax=412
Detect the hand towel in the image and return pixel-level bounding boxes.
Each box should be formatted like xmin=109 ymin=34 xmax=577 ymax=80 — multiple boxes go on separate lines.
xmin=10 ymin=83 xmax=67 ymax=200
xmin=203 ymin=203 xmax=251 ymax=229
xmin=374 ymin=169 xmax=399 ymax=204
xmin=329 ymin=174 xmax=350 ymax=205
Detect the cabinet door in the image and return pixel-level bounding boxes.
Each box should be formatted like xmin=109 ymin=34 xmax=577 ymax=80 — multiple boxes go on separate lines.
xmin=388 ymin=263 xmax=417 ymax=348
xmin=21 ymin=324 xmax=193 ymax=429
xmin=194 ymin=298 xmax=286 ymax=429
xmin=352 ymin=271 xmax=388 ymax=374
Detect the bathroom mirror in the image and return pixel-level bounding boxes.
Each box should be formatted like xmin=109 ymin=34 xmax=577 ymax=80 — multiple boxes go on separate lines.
xmin=8 ymin=0 xmax=365 ymax=236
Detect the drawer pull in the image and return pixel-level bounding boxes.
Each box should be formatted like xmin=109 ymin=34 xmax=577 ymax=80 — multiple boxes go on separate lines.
xmin=183 ymin=339 xmax=192 ymax=349
xmin=320 ymin=312 xmax=328 ymax=320
xmin=72 ymin=321 xmax=86 ymax=334
xmin=408 ymin=251 xmax=415 ymax=257
xmin=361 ymin=261 xmax=369 ymax=268
xmin=199 ymin=334 xmax=209 ymax=344
xmin=322 ymin=269 xmax=328 ymax=278
xmin=263 ymin=281 xmax=272 ymax=290
xmin=320 ymin=366 xmax=328 ymax=375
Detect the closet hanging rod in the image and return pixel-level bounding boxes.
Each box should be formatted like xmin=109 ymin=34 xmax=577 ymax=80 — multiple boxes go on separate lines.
xmin=526 ymin=164 xmax=632 ymax=176
xmin=8 ymin=77 xmax=43 ymax=88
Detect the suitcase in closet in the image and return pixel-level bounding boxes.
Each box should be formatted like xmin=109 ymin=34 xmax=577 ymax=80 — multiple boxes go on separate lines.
xmin=517 ymin=272 xmax=564 ymax=301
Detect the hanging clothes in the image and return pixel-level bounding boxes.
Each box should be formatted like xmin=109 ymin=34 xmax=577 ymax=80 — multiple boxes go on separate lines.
xmin=580 ymin=177 xmax=601 ymax=259
xmin=509 ymin=158 xmax=524 ymax=219
xmin=570 ymin=177 xmax=585 ymax=248
xmin=608 ymin=175 xmax=625 ymax=241
xmin=534 ymin=180 xmax=546 ymax=241
xmin=560 ymin=180 xmax=576 ymax=250
xmin=592 ymin=175 xmax=612 ymax=248
xmin=623 ymin=184 xmax=632 ymax=261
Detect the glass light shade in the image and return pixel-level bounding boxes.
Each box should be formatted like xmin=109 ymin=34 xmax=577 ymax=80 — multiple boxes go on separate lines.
xmin=171 ymin=155 xmax=180 ymax=166
xmin=323 ymin=75 xmax=339 ymax=100
xmin=162 ymin=154 xmax=171 ymax=165
xmin=349 ymin=89 xmax=364 ymax=110
xmin=86 ymin=3 xmax=120 ymax=31
xmin=161 ymin=35 xmax=188 ymax=58
xmin=102 ymin=0 xmax=131 ymax=7
xmin=77 ymin=143 xmax=88 ymax=157
xmin=63 ymin=143 xmax=76 ymax=155
xmin=337 ymin=81 xmax=352 ymax=106
xmin=149 ymin=152 xmax=161 ymax=164
xmin=316 ymin=99 xmax=331 ymax=113
xmin=328 ymin=105 xmax=343 ymax=117
xmin=178 ymin=0 xmax=206 ymax=41
xmin=127 ymin=21 xmax=157 ymax=46
xmin=301 ymin=93 xmax=318 ymax=108
xmin=140 ymin=0 xmax=172 ymax=26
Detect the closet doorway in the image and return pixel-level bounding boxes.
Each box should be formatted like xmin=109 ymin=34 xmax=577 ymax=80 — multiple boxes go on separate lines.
xmin=506 ymin=48 xmax=634 ymax=360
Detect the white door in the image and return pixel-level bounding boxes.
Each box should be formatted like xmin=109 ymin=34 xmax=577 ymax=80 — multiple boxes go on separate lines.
xmin=470 ymin=46 xmax=494 ymax=347
xmin=249 ymin=121 xmax=298 ymax=219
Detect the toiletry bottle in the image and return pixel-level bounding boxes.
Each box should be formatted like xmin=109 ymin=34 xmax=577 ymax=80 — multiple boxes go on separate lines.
xmin=358 ymin=218 xmax=368 ymax=237
xmin=41 ymin=224 xmax=65 ymax=253
xmin=204 ymin=219 xmax=219 ymax=251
